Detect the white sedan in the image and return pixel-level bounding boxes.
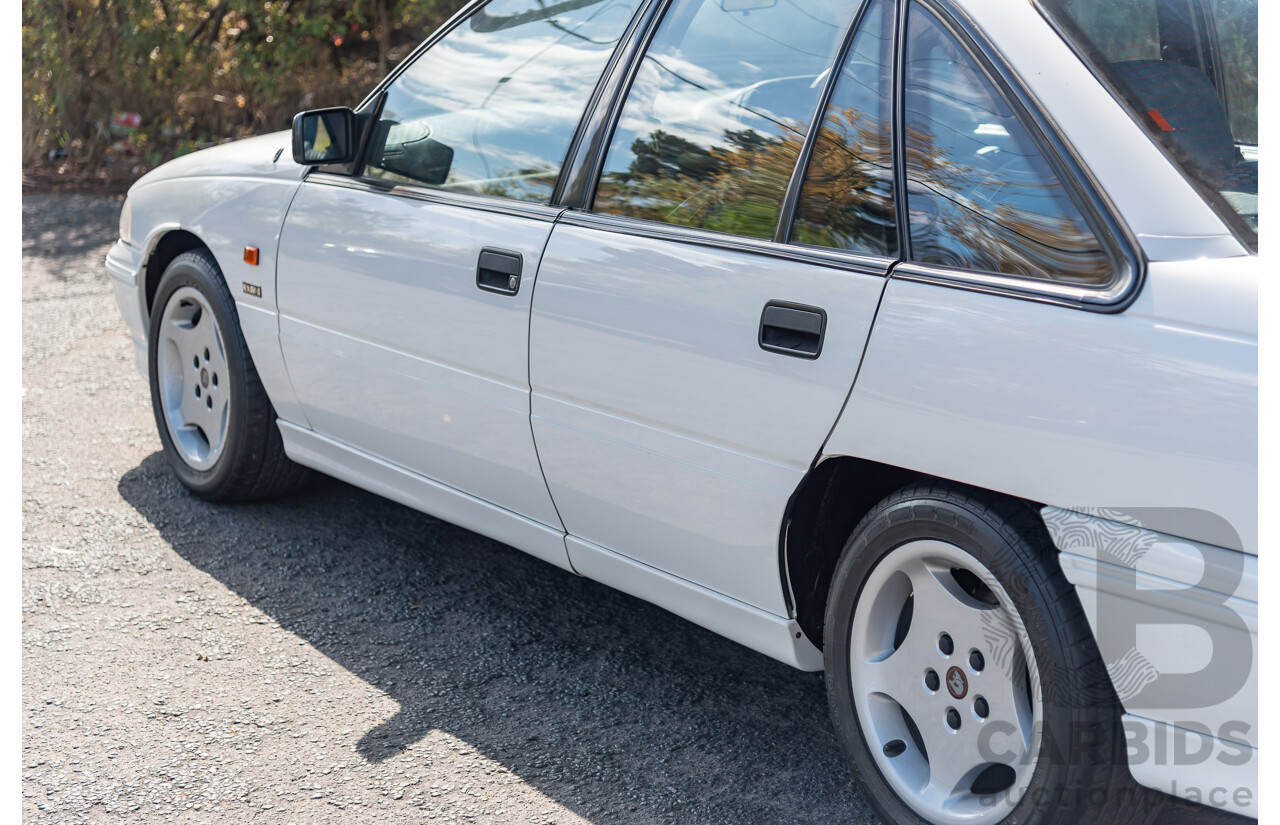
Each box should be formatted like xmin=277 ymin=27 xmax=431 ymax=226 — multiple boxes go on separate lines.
xmin=106 ymin=0 xmax=1258 ymax=822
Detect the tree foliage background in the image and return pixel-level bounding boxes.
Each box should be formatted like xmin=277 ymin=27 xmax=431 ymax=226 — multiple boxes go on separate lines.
xmin=22 ymin=0 xmax=467 ymax=167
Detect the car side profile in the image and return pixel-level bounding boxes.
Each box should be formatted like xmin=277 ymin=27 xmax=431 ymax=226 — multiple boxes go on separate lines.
xmin=105 ymin=0 xmax=1258 ymax=822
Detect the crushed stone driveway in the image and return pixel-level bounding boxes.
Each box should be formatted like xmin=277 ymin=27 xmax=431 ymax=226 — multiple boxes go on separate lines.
xmin=21 ymin=192 xmax=882 ymax=824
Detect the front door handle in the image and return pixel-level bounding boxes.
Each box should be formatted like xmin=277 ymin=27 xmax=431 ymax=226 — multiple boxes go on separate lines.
xmin=477 ymin=248 xmax=522 ymax=295
xmin=759 ymin=301 xmax=826 ymax=359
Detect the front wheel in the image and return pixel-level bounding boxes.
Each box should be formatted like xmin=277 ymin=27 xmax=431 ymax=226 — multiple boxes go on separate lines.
xmin=824 ymin=483 xmax=1155 ymax=825
xmin=147 ymin=248 xmax=310 ymax=501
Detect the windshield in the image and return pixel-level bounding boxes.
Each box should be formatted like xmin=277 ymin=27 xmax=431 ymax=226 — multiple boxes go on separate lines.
xmin=1036 ymin=0 xmax=1257 ymax=249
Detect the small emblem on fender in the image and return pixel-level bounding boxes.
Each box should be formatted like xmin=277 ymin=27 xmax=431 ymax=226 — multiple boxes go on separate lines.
xmin=242 ymin=282 xmax=263 ymax=298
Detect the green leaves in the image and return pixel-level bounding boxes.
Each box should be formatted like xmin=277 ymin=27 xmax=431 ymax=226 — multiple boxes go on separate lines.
xmin=22 ymin=0 xmax=464 ymax=165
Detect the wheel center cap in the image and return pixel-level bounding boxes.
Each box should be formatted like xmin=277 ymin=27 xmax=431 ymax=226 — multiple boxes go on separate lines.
xmin=946 ymin=666 xmax=968 ymax=699
xmin=200 ymin=368 xmax=209 ymax=389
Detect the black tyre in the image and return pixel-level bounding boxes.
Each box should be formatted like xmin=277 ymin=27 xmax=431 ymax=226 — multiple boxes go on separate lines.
xmin=824 ymin=482 xmax=1158 ymax=825
xmin=147 ymin=248 xmax=310 ymax=501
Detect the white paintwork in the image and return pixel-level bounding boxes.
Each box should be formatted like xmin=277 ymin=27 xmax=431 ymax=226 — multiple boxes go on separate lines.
xmin=567 ymin=535 xmax=822 ymax=670
xmin=279 ymin=421 xmax=573 ymax=571
xmin=130 ymin=130 xmax=306 ymax=189
xmin=824 ymin=258 xmax=1258 ymax=556
xmin=275 ymin=179 xmax=563 ymax=529
xmin=530 ymin=222 xmax=887 ymax=614
xmin=109 ymin=129 xmax=309 ymax=425
xmin=105 ymin=239 xmax=148 ymax=375
xmin=1045 ymin=508 xmax=1256 ymax=766
xmin=1121 ymin=715 xmax=1256 ymax=817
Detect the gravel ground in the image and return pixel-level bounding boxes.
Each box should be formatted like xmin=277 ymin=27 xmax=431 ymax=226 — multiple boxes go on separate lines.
xmin=22 ymin=192 xmax=881 ymax=823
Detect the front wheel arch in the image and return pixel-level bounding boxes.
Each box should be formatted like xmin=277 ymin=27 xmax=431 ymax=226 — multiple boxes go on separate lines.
xmin=144 ymin=228 xmax=210 ymax=317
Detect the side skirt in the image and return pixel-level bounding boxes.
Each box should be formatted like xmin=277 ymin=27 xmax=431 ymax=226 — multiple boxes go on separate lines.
xmin=278 ymin=420 xmax=824 ymax=671
xmin=568 ymin=536 xmax=823 ymax=671
xmin=278 ymin=421 xmax=573 ymax=572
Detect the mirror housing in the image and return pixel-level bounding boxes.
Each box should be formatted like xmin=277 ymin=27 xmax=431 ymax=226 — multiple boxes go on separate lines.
xmin=292 ymin=107 xmax=357 ymax=165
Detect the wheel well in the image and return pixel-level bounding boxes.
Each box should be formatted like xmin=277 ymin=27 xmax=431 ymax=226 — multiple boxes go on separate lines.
xmin=782 ymin=457 xmax=1045 ymax=651
xmin=782 ymin=457 xmax=926 ymax=651
xmin=144 ymin=230 xmax=209 ymax=315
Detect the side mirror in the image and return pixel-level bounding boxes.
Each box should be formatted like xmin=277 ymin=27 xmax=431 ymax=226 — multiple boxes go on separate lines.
xmin=292 ymin=107 xmax=356 ymax=165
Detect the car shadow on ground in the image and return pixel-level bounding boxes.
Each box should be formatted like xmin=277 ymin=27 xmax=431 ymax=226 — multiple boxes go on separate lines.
xmin=118 ymin=451 xmax=877 ymax=824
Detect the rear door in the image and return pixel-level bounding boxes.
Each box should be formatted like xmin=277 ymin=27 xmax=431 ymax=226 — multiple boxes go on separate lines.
xmin=276 ymin=0 xmax=642 ymax=533
xmin=529 ymin=0 xmax=898 ymax=614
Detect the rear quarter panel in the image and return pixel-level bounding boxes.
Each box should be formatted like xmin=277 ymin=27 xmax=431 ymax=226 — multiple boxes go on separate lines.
xmin=824 ymin=258 xmax=1257 ymax=554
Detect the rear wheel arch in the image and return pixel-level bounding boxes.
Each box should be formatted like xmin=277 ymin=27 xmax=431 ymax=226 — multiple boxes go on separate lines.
xmin=781 ymin=457 xmax=1052 ymax=650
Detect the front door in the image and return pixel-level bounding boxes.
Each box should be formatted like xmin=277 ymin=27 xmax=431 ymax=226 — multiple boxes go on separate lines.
xmin=276 ymin=0 xmax=642 ymax=529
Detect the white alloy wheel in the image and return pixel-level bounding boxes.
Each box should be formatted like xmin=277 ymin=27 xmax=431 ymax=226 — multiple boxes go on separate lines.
xmin=849 ymin=538 xmax=1042 ymax=825
xmin=155 ymin=285 xmax=231 ymax=471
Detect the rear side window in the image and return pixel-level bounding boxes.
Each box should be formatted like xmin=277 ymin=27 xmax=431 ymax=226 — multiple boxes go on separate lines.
xmin=364 ymin=0 xmax=641 ymax=203
xmin=591 ymin=0 xmax=849 ymax=239
xmin=790 ymin=0 xmax=896 ymax=257
xmin=902 ymin=2 xmax=1114 ymax=284
xmin=1037 ymin=0 xmax=1257 ymax=247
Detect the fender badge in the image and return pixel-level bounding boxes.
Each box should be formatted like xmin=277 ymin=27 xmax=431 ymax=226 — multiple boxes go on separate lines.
xmin=242 ymin=282 xmax=262 ymax=298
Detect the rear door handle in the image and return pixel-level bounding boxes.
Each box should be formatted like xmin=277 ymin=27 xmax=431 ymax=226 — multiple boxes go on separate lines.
xmin=759 ymin=301 xmax=826 ymax=359
xmin=477 ymin=248 xmax=522 ymax=295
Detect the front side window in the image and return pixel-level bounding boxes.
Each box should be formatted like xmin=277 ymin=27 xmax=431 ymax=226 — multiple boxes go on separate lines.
xmin=1036 ymin=0 xmax=1258 ymax=248
xmin=592 ymin=0 xmax=850 ymax=239
xmin=364 ymin=0 xmax=641 ymax=203
xmin=902 ymin=2 xmax=1114 ymax=285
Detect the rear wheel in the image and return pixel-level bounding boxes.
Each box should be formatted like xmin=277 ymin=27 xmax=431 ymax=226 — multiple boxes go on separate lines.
xmin=824 ymin=483 xmax=1155 ymax=825
xmin=148 ymin=248 xmax=310 ymax=501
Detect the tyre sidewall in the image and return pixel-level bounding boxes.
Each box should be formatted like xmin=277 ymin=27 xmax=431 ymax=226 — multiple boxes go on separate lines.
xmin=824 ymin=494 xmax=1120 ymax=825
xmin=147 ymin=251 xmax=250 ymax=497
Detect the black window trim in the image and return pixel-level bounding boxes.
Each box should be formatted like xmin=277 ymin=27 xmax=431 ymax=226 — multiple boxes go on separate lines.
xmin=558 ymin=209 xmax=896 ymax=276
xmin=890 ymin=0 xmax=1146 ymax=312
xmin=570 ymin=0 xmax=876 ymax=234
xmin=566 ymin=0 xmax=674 ymax=214
xmin=556 ymin=0 xmax=899 ymax=274
xmin=568 ymin=0 xmax=1144 ymax=310
xmin=552 ymin=0 xmax=666 ymax=207
xmin=773 ymin=0 xmax=890 ymax=247
xmin=305 ymin=170 xmax=565 ymax=223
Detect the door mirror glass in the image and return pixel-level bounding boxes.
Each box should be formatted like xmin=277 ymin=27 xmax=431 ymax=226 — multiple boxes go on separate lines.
xmin=292 ymin=107 xmax=356 ymax=165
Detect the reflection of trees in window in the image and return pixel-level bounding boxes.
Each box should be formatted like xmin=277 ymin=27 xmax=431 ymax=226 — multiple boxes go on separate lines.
xmin=595 ymin=126 xmax=805 ymax=239
xmin=901 ymin=2 xmax=1113 ymax=285
xmin=792 ymin=107 xmax=896 ymax=256
xmin=903 ymin=118 xmax=1113 ymax=285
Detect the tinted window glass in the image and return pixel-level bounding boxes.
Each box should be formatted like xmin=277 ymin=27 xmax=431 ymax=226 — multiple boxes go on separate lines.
xmin=365 ymin=0 xmax=640 ymax=202
xmin=903 ymin=3 xmax=1112 ymax=284
xmin=1039 ymin=0 xmax=1257 ymax=244
xmin=593 ymin=0 xmax=849 ymax=239
xmin=791 ymin=0 xmax=896 ymax=256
